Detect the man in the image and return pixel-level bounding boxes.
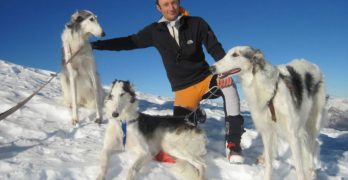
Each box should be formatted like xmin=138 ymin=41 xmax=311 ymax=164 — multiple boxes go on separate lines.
xmin=92 ymin=0 xmax=245 ymax=164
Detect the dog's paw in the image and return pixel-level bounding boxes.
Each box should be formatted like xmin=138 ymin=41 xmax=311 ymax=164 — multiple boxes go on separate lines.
xmin=309 ymin=168 xmax=317 ymax=179
xmin=72 ymin=119 xmax=79 ymax=127
xmin=96 ymin=174 xmax=105 ymax=180
xmin=94 ymin=118 xmax=102 ymax=124
xmin=257 ymin=154 xmax=265 ymax=165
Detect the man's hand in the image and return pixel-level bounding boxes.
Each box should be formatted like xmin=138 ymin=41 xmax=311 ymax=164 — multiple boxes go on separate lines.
xmin=90 ymin=41 xmax=98 ymax=49
xmin=217 ymin=75 xmax=233 ymax=89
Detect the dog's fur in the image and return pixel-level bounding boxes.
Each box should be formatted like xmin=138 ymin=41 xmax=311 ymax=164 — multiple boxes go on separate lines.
xmin=97 ymin=80 xmax=207 ymax=180
xmin=61 ymin=10 xmax=105 ymax=125
xmin=210 ymin=46 xmax=328 ymax=180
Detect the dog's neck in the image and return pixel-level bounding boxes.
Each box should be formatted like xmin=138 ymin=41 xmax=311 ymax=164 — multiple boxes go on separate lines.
xmin=240 ymin=61 xmax=280 ymax=107
xmin=61 ymin=28 xmax=90 ymax=59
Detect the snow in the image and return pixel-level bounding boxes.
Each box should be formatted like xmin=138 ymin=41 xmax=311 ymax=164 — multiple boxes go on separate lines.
xmin=0 ymin=59 xmax=347 ymax=180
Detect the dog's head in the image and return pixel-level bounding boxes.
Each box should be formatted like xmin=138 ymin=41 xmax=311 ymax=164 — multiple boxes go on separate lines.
xmin=105 ymin=80 xmax=137 ymax=118
xmin=66 ymin=10 xmax=105 ymax=37
xmin=210 ymin=46 xmax=266 ymax=78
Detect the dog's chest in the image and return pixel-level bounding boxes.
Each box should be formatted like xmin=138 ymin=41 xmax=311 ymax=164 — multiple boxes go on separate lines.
xmin=71 ymin=49 xmax=95 ymax=69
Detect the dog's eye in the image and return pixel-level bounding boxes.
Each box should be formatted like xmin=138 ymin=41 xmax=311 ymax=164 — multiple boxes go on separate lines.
xmin=120 ymin=93 xmax=125 ymax=96
xmin=232 ymin=53 xmax=239 ymax=57
xmin=89 ymin=17 xmax=95 ymax=22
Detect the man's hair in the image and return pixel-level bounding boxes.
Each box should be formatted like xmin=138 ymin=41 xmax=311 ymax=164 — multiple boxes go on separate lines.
xmin=156 ymin=0 xmax=180 ymax=5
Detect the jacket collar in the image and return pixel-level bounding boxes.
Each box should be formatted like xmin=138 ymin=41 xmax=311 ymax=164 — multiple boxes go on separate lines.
xmin=156 ymin=15 xmax=188 ymax=31
xmin=158 ymin=15 xmax=182 ymax=24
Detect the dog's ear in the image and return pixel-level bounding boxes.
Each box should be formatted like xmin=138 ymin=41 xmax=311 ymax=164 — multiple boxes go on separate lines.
xmin=66 ymin=11 xmax=82 ymax=29
xmin=70 ymin=10 xmax=85 ymax=24
xmin=130 ymin=96 xmax=136 ymax=103
xmin=251 ymin=48 xmax=266 ymax=74
xmin=253 ymin=49 xmax=265 ymax=61
xmin=106 ymin=80 xmax=118 ymax=101
xmin=123 ymin=81 xmax=136 ymax=103
xmin=75 ymin=16 xmax=84 ymax=23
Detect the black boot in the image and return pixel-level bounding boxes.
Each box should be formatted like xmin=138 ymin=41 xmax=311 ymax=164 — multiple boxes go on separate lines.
xmin=225 ymin=115 xmax=245 ymax=163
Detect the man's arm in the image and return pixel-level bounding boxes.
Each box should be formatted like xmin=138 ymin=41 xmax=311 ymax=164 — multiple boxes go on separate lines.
xmin=199 ymin=17 xmax=226 ymax=61
xmin=91 ymin=23 xmax=155 ymax=51
xmin=198 ymin=18 xmax=234 ymax=88
xmin=92 ymin=36 xmax=139 ymax=50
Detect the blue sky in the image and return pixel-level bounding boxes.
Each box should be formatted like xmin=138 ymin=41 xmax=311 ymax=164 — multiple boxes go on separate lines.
xmin=1 ymin=0 xmax=347 ymax=98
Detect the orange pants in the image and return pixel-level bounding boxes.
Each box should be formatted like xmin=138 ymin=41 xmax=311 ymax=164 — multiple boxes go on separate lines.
xmin=174 ymin=75 xmax=212 ymax=111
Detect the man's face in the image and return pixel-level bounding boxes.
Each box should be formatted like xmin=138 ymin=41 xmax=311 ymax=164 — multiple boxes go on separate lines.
xmin=156 ymin=0 xmax=180 ymax=21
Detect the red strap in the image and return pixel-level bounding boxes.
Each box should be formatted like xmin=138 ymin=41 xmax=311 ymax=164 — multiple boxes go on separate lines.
xmin=227 ymin=142 xmax=236 ymax=149
xmin=155 ymin=150 xmax=176 ymax=163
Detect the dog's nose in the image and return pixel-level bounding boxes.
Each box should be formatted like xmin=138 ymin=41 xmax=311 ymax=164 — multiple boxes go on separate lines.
xmin=101 ymin=31 xmax=106 ymax=37
xmin=112 ymin=112 xmax=119 ymax=118
xmin=209 ymin=66 xmax=216 ymax=73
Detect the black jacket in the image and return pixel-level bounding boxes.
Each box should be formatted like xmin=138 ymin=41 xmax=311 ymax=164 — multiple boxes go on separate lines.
xmin=92 ymin=16 xmax=226 ymax=91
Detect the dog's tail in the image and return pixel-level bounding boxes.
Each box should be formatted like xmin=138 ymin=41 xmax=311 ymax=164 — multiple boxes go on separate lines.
xmin=305 ymin=70 xmax=327 ymax=169
xmin=310 ymin=72 xmax=328 ymax=136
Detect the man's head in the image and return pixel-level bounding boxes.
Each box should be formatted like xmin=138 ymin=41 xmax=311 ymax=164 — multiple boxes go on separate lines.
xmin=156 ymin=0 xmax=180 ymax=21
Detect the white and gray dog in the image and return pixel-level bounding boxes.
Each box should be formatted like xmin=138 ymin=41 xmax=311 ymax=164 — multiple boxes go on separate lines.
xmin=210 ymin=46 xmax=328 ymax=180
xmin=97 ymin=80 xmax=208 ymax=180
xmin=61 ymin=10 xmax=105 ymax=125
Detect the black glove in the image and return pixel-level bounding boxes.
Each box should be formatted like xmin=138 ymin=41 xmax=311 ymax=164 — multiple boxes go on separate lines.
xmin=90 ymin=41 xmax=99 ymax=49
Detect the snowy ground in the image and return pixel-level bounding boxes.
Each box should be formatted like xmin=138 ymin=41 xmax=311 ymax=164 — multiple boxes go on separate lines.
xmin=0 ymin=59 xmax=347 ymax=180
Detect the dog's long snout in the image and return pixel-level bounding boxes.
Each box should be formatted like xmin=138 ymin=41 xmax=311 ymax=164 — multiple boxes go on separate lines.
xmin=112 ymin=112 xmax=119 ymax=118
xmin=209 ymin=65 xmax=216 ymax=73
xmin=101 ymin=31 xmax=106 ymax=37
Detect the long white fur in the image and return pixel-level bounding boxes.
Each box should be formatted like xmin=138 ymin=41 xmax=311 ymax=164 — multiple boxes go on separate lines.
xmin=211 ymin=46 xmax=328 ymax=180
xmin=97 ymin=81 xmax=207 ymax=180
xmin=60 ymin=10 xmax=105 ymax=125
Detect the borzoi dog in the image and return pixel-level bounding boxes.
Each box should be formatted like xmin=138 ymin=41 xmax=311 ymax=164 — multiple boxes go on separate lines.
xmin=210 ymin=46 xmax=327 ymax=180
xmin=61 ymin=10 xmax=105 ymax=125
xmin=97 ymin=80 xmax=207 ymax=180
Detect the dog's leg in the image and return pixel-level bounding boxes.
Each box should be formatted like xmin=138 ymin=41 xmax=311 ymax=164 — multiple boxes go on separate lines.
xmin=88 ymin=70 xmax=102 ymax=124
xmin=260 ymin=131 xmax=274 ymax=180
xmin=289 ymin=133 xmax=306 ymax=180
xmin=257 ymin=151 xmax=265 ymax=165
xmin=97 ymin=120 xmax=124 ymax=180
xmin=300 ymin=126 xmax=319 ymax=179
xmin=166 ymin=148 xmax=206 ymax=180
xmin=126 ymin=153 xmax=151 ymax=180
xmin=162 ymin=131 xmax=207 ymax=180
xmin=299 ymin=129 xmax=316 ymax=179
xmin=97 ymin=148 xmax=112 ymax=180
xmin=67 ymin=66 xmax=79 ymax=125
xmin=126 ymin=132 xmax=151 ymax=180
xmin=309 ymin=140 xmax=320 ymax=178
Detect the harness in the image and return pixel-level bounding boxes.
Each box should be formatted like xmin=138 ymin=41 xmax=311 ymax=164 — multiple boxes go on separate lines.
xmin=267 ymin=77 xmax=279 ymax=122
xmin=267 ymin=72 xmax=293 ymax=122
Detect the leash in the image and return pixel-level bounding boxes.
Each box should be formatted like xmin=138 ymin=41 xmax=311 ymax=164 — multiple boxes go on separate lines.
xmin=121 ymin=120 xmax=127 ymax=147
xmin=184 ymin=85 xmax=220 ymax=126
xmin=120 ymin=118 xmax=138 ymax=147
xmin=0 ymin=46 xmax=83 ymax=121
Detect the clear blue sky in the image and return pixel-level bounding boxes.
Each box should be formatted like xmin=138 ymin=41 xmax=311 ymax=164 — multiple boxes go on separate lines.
xmin=1 ymin=0 xmax=347 ymax=98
